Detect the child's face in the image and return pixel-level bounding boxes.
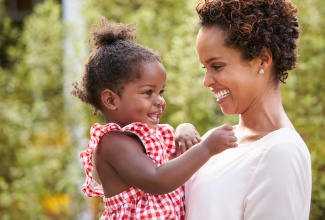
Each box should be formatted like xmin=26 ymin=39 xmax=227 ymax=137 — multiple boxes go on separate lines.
xmin=114 ymin=61 xmax=167 ymax=129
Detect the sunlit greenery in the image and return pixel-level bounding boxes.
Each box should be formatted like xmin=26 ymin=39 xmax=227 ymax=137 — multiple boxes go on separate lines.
xmin=0 ymin=0 xmax=324 ymax=219
xmin=0 ymin=0 xmax=83 ymax=219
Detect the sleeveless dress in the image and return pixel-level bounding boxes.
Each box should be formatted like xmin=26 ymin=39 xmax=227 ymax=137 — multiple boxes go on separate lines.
xmin=80 ymin=122 xmax=185 ymax=220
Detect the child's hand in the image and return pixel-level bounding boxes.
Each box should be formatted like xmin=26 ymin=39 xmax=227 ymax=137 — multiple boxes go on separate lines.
xmin=201 ymin=124 xmax=237 ymax=155
xmin=175 ymin=123 xmax=201 ymax=155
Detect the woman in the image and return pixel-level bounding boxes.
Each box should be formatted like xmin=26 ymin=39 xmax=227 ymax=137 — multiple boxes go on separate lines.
xmin=185 ymin=0 xmax=312 ymax=219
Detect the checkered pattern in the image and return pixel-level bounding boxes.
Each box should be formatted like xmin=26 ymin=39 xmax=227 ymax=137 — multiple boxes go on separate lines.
xmin=80 ymin=122 xmax=185 ymax=219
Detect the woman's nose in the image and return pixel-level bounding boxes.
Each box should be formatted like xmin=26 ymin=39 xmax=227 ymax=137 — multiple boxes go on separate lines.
xmin=203 ymin=72 xmax=214 ymax=88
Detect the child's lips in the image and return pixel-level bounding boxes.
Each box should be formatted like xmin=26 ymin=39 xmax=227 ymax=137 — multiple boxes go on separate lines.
xmin=148 ymin=107 xmax=164 ymax=122
xmin=148 ymin=112 xmax=161 ymax=122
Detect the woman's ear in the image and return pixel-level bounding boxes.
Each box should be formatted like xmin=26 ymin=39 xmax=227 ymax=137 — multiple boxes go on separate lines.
xmin=259 ymin=48 xmax=273 ymax=69
xmin=101 ymin=89 xmax=119 ymax=110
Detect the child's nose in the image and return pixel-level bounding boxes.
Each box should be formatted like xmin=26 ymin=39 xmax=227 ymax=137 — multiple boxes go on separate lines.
xmin=154 ymin=95 xmax=165 ymax=106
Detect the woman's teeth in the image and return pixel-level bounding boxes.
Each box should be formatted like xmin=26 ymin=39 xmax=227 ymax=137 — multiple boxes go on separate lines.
xmin=215 ymin=90 xmax=230 ymax=99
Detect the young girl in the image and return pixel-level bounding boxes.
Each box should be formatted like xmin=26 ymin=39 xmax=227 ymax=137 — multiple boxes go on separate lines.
xmin=71 ymin=18 xmax=237 ymax=220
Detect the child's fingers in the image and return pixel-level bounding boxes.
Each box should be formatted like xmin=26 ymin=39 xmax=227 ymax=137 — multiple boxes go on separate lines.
xmin=230 ymin=136 xmax=237 ymax=142
xmin=227 ymin=142 xmax=238 ymax=148
xmin=222 ymin=124 xmax=234 ymax=130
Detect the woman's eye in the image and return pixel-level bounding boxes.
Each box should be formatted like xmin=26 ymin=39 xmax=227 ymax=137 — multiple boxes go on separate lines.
xmin=212 ymin=65 xmax=222 ymax=70
xmin=201 ymin=65 xmax=222 ymax=71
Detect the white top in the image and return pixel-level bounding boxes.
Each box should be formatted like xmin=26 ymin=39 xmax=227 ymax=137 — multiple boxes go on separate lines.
xmin=185 ymin=128 xmax=312 ymax=220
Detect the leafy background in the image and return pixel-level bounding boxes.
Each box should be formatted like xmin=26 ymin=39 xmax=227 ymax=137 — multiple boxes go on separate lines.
xmin=0 ymin=0 xmax=324 ymax=219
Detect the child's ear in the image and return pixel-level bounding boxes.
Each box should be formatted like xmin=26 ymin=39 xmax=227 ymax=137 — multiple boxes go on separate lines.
xmin=101 ymin=89 xmax=119 ymax=110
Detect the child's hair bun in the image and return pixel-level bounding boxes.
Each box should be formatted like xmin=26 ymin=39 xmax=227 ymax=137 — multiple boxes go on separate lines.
xmin=91 ymin=17 xmax=137 ymax=48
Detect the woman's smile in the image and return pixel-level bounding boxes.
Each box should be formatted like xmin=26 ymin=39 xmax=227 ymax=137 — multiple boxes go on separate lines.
xmin=212 ymin=88 xmax=230 ymax=104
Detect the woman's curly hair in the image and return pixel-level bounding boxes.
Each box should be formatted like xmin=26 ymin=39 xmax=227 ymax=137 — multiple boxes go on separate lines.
xmin=71 ymin=17 xmax=161 ymax=115
xmin=196 ymin=0 xmax=300 ymax=83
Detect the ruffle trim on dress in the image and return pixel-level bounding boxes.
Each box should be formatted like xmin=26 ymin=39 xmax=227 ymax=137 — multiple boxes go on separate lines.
xmin=80 ymin=122 xmax=175 ymax=198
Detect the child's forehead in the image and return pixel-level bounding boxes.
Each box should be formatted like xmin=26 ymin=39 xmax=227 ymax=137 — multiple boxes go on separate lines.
xmin=125 ymin=61 xmax=167 ymax=88
xmin=138 ymin=61 xmax=166 ymax=78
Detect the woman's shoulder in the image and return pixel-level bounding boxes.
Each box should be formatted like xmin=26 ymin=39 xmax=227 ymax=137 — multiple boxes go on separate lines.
xmin=258 ymin=128 xmax=310 ymax=164
xmin=262 ymin=128 xmax=307 ymax=149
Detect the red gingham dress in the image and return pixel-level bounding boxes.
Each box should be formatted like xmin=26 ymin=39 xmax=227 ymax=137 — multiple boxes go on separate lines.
xmin=80 ymin=122 xmax=185 ymax=220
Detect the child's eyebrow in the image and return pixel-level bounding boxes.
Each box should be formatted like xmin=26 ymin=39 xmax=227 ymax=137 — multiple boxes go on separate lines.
xmin=137 ymin=83 xmax=165 ymax=89
xmin=137 ymin=84 xmax=156 ymax=88
xmin=138 ymin=84 xmax=165 ymax=88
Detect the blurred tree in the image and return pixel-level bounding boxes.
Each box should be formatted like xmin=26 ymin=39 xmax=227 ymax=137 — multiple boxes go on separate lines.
xmin=0 ymin=0 xmax=84 ymax=219
xmin=0 ymin=0 xmax=20 ymax=69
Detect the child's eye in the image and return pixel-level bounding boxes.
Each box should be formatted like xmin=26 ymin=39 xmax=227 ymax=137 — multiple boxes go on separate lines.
xmin=144 ymin=90 xmax=153 ymax=95
xmin=160 ymin=89 xmax=165 ymax=95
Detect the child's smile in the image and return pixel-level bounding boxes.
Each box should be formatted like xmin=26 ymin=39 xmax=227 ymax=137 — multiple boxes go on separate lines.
xmin=147 ymin=107 xmax=163 ymax=123
xmin=114 ymin=60 xmax=167 ymax=129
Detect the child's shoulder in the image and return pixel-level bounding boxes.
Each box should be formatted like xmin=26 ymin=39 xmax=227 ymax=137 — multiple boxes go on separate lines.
xmin=97 ymin=129 xmax=145 ymax=158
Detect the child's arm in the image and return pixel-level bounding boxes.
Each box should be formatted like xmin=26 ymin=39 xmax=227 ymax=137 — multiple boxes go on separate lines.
xmin=174 ymin=123 xmax=201 ymax=156
xmin=97 ymin=124 xmax=237 ymax=195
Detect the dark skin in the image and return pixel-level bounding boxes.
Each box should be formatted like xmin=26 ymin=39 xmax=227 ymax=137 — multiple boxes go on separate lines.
xmin=95 ymin=132 xmax=145 ymax=197
xmin=95 ymin=61 xmax=237 ymax=198
xmin=95 ymin=124 xmax=202 ymax=197
xmin=96 ymin=124 xmax=236 ymax=197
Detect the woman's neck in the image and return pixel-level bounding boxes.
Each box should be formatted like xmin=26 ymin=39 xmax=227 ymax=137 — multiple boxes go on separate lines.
xmin=234 ymin=87 xmax=294 ymax=144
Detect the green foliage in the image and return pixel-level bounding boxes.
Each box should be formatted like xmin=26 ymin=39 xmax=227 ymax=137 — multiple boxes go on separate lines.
xmin=0 ymin=0 xmax=20 ymax=69
xmin=0 ymin=0 xmax=84 ymax=219
xmin=285 ymin=0 xmax=325 ymax=218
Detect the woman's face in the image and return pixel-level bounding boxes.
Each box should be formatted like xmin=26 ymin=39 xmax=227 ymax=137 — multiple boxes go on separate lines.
xmin=196 ymin=26 xmax=266 ymax=115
